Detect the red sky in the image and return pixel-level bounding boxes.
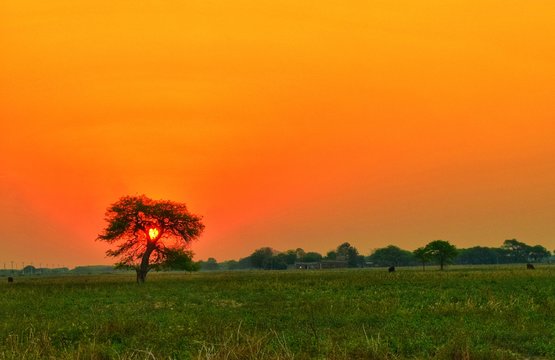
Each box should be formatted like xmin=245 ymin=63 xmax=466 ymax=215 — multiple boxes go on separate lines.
xmin=1 ymin=0 xmax=555 ymax=267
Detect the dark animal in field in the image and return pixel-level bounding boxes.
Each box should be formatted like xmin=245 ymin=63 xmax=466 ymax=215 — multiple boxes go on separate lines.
xmin=388 ymin=266 xmax=395 ymax=273
xmin=526 ymin=263 xmax=535 ymax=270
xmin=7 ymin=277 xmax=13 ymax=283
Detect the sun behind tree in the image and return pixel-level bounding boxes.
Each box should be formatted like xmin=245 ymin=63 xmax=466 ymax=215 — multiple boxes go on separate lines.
xmin=97 ymin=195 xmax=205 ymax=283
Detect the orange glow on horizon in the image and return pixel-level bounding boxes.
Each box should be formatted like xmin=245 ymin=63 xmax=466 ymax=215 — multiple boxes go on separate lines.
xmin=1 ymin=0 xmax=555 ymax=267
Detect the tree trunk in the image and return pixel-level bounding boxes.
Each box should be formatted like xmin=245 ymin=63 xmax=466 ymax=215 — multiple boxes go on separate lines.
xmin=136 ymin=242 xmax=156 ymax=284
xmin=440 ymin=259 xmax=444 ymax=271
xmin=136 ymin=269 xmax=147 ymax=283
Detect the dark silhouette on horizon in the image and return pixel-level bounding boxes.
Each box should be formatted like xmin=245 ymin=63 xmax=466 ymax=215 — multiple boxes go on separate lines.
xmin=97 ymin=195 xmax=204 ymax=283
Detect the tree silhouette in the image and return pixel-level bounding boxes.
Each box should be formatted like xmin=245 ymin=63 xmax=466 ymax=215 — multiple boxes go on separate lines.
xmin=424 ymin=240 xmax=458 ymax=270
xmin=528 ymin=245 xmax=551 ymax=263
xmin=336 ymin=242 xmax=362 ymax=267
xmin=97 ymin=195 xmax=204 ymax=283
xmin=501 ymin=239 xmax=530 ymax=263
xmin=199 ymin=257 xmax=220 ymax=271
xmin=249 ymin=247 xmax=275 ymax=269
xmin=413 ymin=247 xmax=431 ymax=271
xmin=160 ymin=248 xmax=198 ymax=271
xmin=370 ymin=245 xmax=414 ymax=267
xmin=456 ymin=246 xmax=499 ymax=265
xmin=303 ymin=251 xmax=323 ymax=263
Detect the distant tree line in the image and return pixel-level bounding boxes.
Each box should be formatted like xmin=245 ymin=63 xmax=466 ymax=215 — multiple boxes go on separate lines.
xmin=0 ymin=265 xmax=112 ymax=276
xmin=197 ymin=239 xmax=552 ymax=271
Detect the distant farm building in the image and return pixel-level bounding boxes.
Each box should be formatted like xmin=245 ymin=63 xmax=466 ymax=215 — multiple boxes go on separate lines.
xmin=295 ymin=262 xmax=321 ymax=270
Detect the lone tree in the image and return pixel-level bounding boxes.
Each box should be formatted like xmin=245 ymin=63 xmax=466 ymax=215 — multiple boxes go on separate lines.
xmin=97 ymin=195 xmax=204 ymax=283
xmin=424 ymin=240 xmax=458 ymax=270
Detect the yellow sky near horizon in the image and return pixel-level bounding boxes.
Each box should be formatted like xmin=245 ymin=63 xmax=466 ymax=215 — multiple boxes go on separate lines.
xmin=1 ymin=0 xmax=555 ymax=266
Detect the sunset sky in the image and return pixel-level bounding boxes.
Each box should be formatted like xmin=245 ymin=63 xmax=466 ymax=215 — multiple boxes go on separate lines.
xmin=2 ymin=0 xmax=555 ymax=267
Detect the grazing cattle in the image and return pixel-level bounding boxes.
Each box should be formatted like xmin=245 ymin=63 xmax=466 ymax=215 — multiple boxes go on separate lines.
xmin=7 ymin=277 xmax=13 ymax=283
xmin=526 ymin=263 xmax=535 ymax=270
xmin=388 ymin=266 xmax=395 ymax=273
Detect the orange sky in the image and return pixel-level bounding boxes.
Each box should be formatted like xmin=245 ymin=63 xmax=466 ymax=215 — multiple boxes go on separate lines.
xmin=1 ymin=0 xmax=555 ymax=267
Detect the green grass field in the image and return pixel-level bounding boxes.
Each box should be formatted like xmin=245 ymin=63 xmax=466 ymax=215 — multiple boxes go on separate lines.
xmin=1 ymin=266 xmax=554 ymax=359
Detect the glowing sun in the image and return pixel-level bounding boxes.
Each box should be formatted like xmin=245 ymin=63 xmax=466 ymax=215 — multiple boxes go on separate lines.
xmin=148 ymin=228 xmax=160 ymax=241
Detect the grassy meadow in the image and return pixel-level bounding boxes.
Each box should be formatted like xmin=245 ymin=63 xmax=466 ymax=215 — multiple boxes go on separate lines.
xmin=1 ymin=266 xmax=554 ymax=359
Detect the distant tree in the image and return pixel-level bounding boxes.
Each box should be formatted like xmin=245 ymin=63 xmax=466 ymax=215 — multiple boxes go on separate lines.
xmin=200 ymin=257 xmax=220 ymax=271
xmin=303 ymin=252 xmax=323 ymax=263
xmin=234 ymin=257 xmax=253 ymax=269
xmin=369 ymin=245 xmax=414 ymax=267
xmin=222 ymin=260 xmax=239 ymax=270
xmin=269 ymin=253 xmax=289 ymax=270
xmin=51 ymin=267 xmax=70 ymax=274
xmin=22 ymin=265 xmax=36 ymax=275
xmin=72 ymin=266 xmax=114 ymax=274
xmin=413 ymin=247 xmax=431 ymax=271
xmin=528 ymin=245 xmax=551 ymax=263
xmin=326 ymin=250 xmax=337 ymax=260
xmin=250 ymin=247 xmax=275 ymax=269
xmin=356 ymin=254 xmax=366 ymax=267
xmin=97 ymin=195 xmax=204 ymax=283
xmin=160 ymin=248 xmax=198 ymax=272
xmin=336 ymin=242 xmax=362 ymax=267
xmin=424 ymin=240 xmax=458 ymax=270
xmin=295 ymin=248 xmax=306 ymax=261
xmin=456 ymin=246 xmax=499 ymax=265
xmin=501 ymin=239 xmax=530 ymax=263
xmin=336 ymin=242 xmax=351 ymax=260
xmin=283 ymin=250 xmax=298 ymax=265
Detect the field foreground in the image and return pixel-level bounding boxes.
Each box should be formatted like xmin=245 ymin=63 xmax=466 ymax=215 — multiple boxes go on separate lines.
xmin=1 ymin=267 xmax=554 ymax=359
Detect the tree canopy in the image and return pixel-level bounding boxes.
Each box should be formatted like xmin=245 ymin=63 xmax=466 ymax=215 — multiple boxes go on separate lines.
xmin=423 ymin=240 xmax=458 ymax=270
xmin=249 ymin=247 xmax=276 ymax=269
xmin=500 ymin=239 xmax=551 ymax=263
xmin=97 ymin=195 xmax=204 ymax=282
xmin=413 ymin=247 xmax=431 ymax=270
xmin=501 ymin=239 xmax=530 ymax=263
xmin=369 ymin=245 xmax=414 ymax=267
xmin=336 ymin=242 xmax=364 ymax=267
xmin=456 ymin=246 xmax=500 ymax=265
xmin=160 ymin=248 xmax=198 ymax=272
